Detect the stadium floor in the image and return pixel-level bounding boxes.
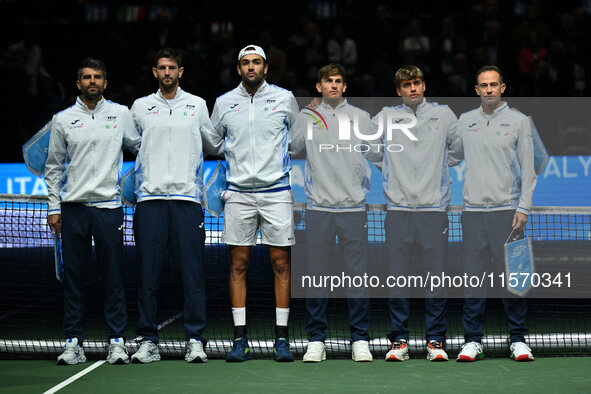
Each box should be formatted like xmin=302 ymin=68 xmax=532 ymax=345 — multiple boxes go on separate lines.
xmin=2 ymin=357 xmax=590 ymax=393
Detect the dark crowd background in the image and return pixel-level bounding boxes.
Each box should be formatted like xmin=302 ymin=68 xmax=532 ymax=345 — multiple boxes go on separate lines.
xmin=1 ymin=0 xmax=590 ymax=162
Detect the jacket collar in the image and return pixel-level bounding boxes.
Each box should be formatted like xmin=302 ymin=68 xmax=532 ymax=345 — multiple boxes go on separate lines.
xmin=157 ymin=87 xmax=184 ymax=102
xmin=402 ymin=98 xmax=427 ymax=114
xmin=238 ymin=80 xmax=268 ymax=98
xmin=479 ymin=101 xmax=507 ymax=117
xmin=76 ymin=96 xmax=105 ymax=112
xmin=319 ymin=98 xmax=348 ymax=111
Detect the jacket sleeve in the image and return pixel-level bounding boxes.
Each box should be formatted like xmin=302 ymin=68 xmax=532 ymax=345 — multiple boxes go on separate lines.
xmin=289 ymin=111 xmax=307 ymax=156
xmin=209 ymin=98 xmax=226 ymax=151
xmin=516 ymin=115 xmax=538 ymax=214
xmin=286 ymin=92 xmax=299 ymax=129
xmin=360 ymin=111 xmax=383 ymax=168
xmin=446 ymin=108 xmax=463 ymax=167
xmin=122 ymin=108 xmax=141 ymax=155
xmin=366 ymin=111 xmax=385 ymax=170
xmin=199 ymin=100 xmax=224 ymax=157
xmin=44 ymin=116 xmax=66 ymax=215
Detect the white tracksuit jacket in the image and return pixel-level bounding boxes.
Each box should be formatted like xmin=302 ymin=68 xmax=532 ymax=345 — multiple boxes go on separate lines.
xmin=210 ymin=81 xmax=298 ymax=191
xmin=45 ymin=97 xmax=141 ymax=214
xmin=456 ymin=102 xmax=537 ymax=214
xmin=131 ymin=87 xmax=222 ymax=203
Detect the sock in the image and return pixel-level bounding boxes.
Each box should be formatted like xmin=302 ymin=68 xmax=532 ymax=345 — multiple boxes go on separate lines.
xmin=275 ymin=307 xmax=290 ymax=338
xmin=234 ymin=325 xmax=247 ymax=339
xmin=232 ymin=307 xmax=247 ymax=338
xmin=232 ymin=307 xmax=246 ymax=326
xmin=275 ymin=325 xmax=289 ymax=338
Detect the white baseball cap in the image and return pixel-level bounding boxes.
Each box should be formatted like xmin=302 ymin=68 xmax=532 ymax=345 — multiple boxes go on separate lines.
xmin=238 ymin=44 xmax=266 ymax=61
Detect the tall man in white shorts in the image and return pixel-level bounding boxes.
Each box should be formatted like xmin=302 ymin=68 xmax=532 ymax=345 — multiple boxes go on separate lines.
xmin=211 ymin=45 xmax=298 ymax=362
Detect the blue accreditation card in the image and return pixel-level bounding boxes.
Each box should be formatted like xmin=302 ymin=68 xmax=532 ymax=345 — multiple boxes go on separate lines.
xmin=204 ymin=160 xmax=227 ymax=217
xmin=504 ymin=233 xmax=535 ymax=297
xmin=53 ymin=231 xmax=64 ymax=282
xmin=23 ymin=119 xmax=53 ymax=176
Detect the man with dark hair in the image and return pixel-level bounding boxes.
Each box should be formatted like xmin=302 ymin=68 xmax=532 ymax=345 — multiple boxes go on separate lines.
xmin=290 ymin=63 xmax=376 ymax=362
xmin=46 ymin=57 xmax=141 ymax=365
xmin=455 ymin=65 xmax=537 ymax=362
xmin=371 ymin=65 xmax=461 ymax=362
xmin=211 ymin=44 xmax=298 ymax=362
xmin=129 ymin=47 xmax=222 ymax=364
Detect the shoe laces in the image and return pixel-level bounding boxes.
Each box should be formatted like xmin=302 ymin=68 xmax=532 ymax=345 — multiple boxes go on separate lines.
xmin=188 ymin=340 xmax=202 ymax=351
xmin=233 ymin=338 xmax=247 ymax=351
xmin=462 ymin=341 xmax=482 ymax=352
xmin=275 ymin=338 xmax=289 ymax=350
xmin=138 ymin=341 xmax=153 ymax=352
xmin=512 ymin=342 xmax=531 ymax=353
xmin=428 ymin=340 xmax=443 ymax=350
xmin=392 ymin=339 xmax=407 ymax=350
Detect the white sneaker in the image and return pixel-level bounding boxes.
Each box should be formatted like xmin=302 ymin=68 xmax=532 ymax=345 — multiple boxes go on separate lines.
xmin=385 ymin=339 xmax=409 ymax=361
xmin=352 ymin=340 xmax=373 ymax=362
xmin=131 ymin=341 xmax=161 ymax=364
xmin=57 ymin=338 xmax=86 ymax=365
xmin=106 ymin=337 xmax=129 ymax=365
xmin=457 ymin=341 xmax=484 ymax=362
xmin=426 ymin=340 xmax=448 ymax=361
xmin=303 ymin=341 xmax=326 ymax=362
xmin=510 ymin=342 xmax=534 ymax=361
xmin=185 ymin=338 xmax=208 ymax=363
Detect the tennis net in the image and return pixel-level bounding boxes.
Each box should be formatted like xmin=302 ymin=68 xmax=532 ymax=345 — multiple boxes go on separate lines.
xmin=1 ymin=194 xmax=590 ymax=358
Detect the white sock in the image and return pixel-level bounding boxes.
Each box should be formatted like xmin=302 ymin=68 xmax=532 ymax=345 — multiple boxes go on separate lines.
xmin=276 ymin=307 xmax=290 ymax=326
xmin=232 ymin=307 xmax=246 ymax=326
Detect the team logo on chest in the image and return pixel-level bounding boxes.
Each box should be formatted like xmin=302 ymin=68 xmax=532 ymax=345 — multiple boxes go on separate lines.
xmin=145 ymin=106 xmax=159 ymax=115
xmin=184 ymin=104 xmax=197 ymax=117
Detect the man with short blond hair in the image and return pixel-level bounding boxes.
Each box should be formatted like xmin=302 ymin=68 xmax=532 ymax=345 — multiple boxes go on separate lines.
xmin=371 ymin=65 xmax=461 ymax=362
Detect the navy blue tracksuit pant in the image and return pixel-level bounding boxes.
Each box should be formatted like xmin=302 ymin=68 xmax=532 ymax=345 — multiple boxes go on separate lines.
xmin=461 ymin=210 xmax=528 ymax=344
xmin=305 ymin=210 xmax=370 ymax=342
xmin=385 ymin=211 xmax=448 ymax=344
xmin=61 ymin=204 xmax=127 ymax=343
xmin=134 ymin=200 xmax=206 ymax=343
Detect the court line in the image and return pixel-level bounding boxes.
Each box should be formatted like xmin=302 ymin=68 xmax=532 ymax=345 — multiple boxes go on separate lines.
xmin=43 ymin=360 xmax=106 ymax=394
xmin=43 ymin=309 xmax=184 ymax=393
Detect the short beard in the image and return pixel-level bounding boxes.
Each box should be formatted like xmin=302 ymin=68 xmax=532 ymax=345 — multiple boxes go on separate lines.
xmin=160 ymin=78 xmax=178 ymax=95
xmin=242 ymin=74 xmax=264 ymax=89
xmin=82 ymin=89 xmax=102 ymax=102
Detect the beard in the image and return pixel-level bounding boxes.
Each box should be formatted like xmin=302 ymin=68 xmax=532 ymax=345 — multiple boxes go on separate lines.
xmin=81 ymin=85 xmax=103 ymax=101
xmin=242 ymin=72 xmax=265 ymax=89
xmin=159 ymin=76 xmax=179 ymax=93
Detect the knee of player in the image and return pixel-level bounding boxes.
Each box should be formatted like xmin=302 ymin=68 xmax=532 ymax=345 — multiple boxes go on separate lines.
xmin=230 ymin=259 xmax=249 ymax=275
xmin=271 ymin=258 xmax=291 ymax=275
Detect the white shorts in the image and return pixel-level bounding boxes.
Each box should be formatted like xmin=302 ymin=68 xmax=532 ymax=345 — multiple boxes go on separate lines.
xmin=221 ymin=189 xmax=295 ymax=246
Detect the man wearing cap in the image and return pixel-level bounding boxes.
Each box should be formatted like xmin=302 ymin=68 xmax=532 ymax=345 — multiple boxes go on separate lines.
xmin=211 ymin=45 xmax=299 ymax=362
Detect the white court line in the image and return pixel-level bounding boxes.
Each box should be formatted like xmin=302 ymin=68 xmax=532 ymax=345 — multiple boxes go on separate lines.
xmin=44 ymin=311 xmax=184 ymax=393
xmin=43 ymin=360 xmax=106 ymax=394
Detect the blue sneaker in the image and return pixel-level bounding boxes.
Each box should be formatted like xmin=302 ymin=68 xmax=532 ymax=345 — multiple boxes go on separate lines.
xmin=226 ymin=337 xmax=252 ymax=362
xmin=273 ymin=337 xmax=294 ymax=362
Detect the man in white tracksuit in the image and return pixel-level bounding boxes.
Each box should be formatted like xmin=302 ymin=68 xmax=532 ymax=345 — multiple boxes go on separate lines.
xmin=46 ymin=58 xmax=141 ymax=365
xmin=129 ymin=48 xmax=222 ymax=364
xmin=455 ymin=65 xmax=537 ymax=362
xmin=291 ymin=63 xmax=376 ymax=362
xmin=371 ymin=65 xmax=461 ymax=362
xmin=210 ymin=45 xmax=298 ymax=362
